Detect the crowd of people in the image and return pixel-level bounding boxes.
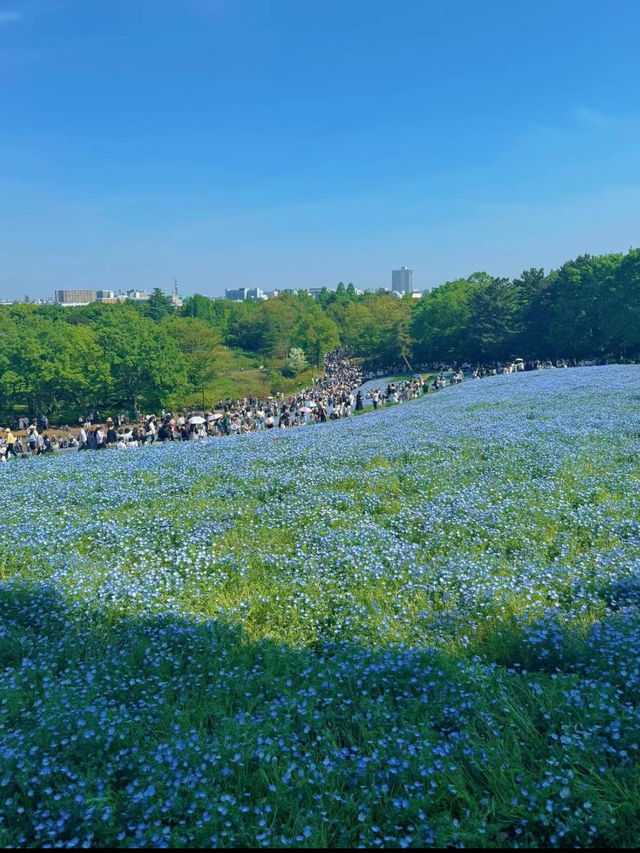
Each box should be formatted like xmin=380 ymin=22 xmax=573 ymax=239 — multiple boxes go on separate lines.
xmin=361 ymin=356 xmax=594 ymax=384
xmin=0 ymin=352 xmax=602 ymax=463
xmin=1 ymin=350 xmax=364 ymax=461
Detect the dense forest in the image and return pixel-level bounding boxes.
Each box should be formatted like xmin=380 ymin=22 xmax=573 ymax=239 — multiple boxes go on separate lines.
xmin=1 ymin=248 xmax=639 ymax=419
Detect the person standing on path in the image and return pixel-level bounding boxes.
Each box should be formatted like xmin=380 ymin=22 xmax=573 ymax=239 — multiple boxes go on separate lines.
xmin=4 ymin=428 xmax=17 ymax=457
xmin=27 ymin=425 xmax=39 ymax=455
xmin=106 ymin=419 xmax=119 ymax=446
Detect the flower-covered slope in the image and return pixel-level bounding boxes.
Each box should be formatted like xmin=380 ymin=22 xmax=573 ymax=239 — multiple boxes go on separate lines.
xmin=1 ymin=366 xmax=640 ymax=847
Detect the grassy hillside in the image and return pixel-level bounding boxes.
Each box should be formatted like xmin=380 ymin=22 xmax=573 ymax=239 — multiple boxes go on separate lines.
xmin=2 ymin=366 xmax=640 ymax=847
xmin=175 ymin=347 xmax=322 ymax=410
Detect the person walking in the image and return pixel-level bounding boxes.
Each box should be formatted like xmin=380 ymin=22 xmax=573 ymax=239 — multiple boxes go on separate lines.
xmin=4 ymin=428 xmax=17 ymax=457
xmin=77 ymin=425 xmax=88 ymax=450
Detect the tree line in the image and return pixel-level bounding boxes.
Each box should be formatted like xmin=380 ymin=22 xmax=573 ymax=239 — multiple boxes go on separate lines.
xmin=1 ymin=248 xmax=639 ymax=419
xmin=183 ymin=248 xmax=640 ymax=365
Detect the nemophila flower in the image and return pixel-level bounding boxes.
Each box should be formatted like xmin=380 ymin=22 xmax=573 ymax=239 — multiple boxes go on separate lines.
xmin=1 ymin=366 xmax=640 ymax=846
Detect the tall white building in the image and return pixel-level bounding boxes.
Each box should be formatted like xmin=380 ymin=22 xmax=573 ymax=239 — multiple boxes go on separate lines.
xmin=392 ymin=266 xmax=413 ymax=294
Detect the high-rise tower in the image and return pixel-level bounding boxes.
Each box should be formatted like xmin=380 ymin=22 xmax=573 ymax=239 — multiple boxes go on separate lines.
xmin=392 ymin=266 xmax=413 ymax=295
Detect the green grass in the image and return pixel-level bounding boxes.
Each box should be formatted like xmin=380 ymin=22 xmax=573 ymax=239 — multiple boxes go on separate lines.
xmin=177 ymin=347 xmax=323 ymax=409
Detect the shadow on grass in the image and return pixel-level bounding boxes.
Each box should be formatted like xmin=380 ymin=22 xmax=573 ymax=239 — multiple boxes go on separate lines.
xmin=1 ymin=580 xmax=639 ymax=848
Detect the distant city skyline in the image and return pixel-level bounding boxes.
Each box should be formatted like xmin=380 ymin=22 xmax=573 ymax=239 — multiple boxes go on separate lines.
xmin=1 ymin=0 xmax=639 ymax=301
xmin=5 ymin=230 xmax=640 ymax=304
xmin=4 ymin=276 xmax=419 ymax=305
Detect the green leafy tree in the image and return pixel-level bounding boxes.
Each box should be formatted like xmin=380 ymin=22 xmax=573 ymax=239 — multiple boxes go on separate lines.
xmin=292 ymin=302 xmax=340 ymax=367
xmin=545 ymin=254 xmax=622 ymax=358
xmin=513 ymin=268 xmax=549 ymax=357
xmin=0 ymin=313 xmax=109 ymax=417
xmin=97 ymin=307 xmax=187 ymax=412
xmin=257 ymin=296 xmax=299 ymax=359
xmin=162 ymin=316 xmax=221 ymax=408
xmin=601 ymin=249 xmax=640 ymax=358
xmin=334 ymin=282 xmax=348 ymax=304
xmin=411 ymin=277 xmax=477 ymax=362
xmin=143 ymin=288 xmax=176 ymax=323
xmin=377 ymin=296 xmax=414 ymax=366
xmin=467 ymin=276 xmax=523 ymax=361
xmin=182 ymin=293 xmax=232 ymax=337
xmin=226 ymin=300 xmax=262 ymax=351
xmin=338 ymin=302 xmax=374 ymax=354
xmin=315 ymin=286 xmax=331 ymax=308
xmin=287 ymin=347 xmax=308 ymax=375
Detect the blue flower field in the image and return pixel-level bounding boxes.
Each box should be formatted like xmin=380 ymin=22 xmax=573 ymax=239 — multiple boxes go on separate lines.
xmin=2 ymin=366 xmax=640 ymax=847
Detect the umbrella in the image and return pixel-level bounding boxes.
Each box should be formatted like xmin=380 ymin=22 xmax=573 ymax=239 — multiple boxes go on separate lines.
xmin=299 ymin=407 xmax=311 ymax=413
xmin=188 ymin=415 xmax=205 ymax=425
xmin=211 ymin=413 xmax=223 ymax=420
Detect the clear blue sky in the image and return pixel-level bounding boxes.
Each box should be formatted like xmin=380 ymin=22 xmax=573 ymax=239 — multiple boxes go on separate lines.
xmin=1 ymin=0 xmax=639 ymax=299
